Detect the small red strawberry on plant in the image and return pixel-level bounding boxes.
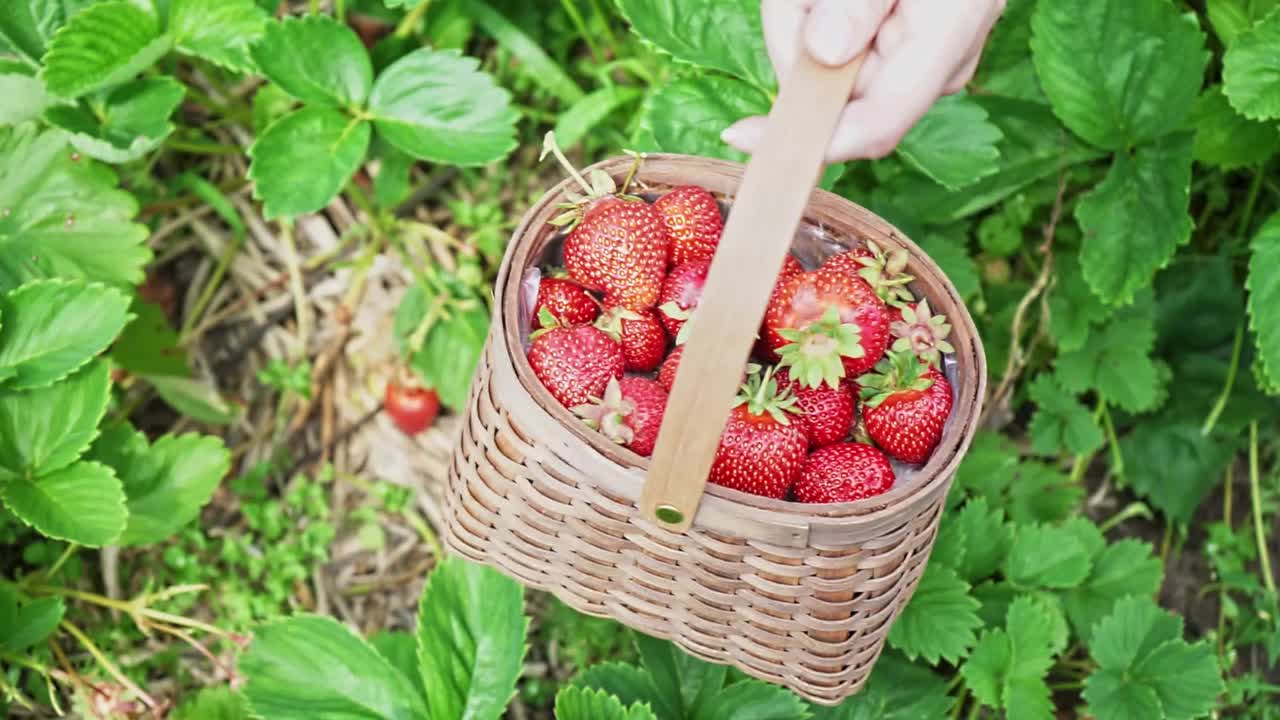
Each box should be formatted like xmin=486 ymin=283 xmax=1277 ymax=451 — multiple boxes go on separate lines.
xmin=775 ymin=367 xmax=854 ymax=448
xmin=528 ymin=307 xmax=624 ymax=408
xmin=858 ymin=349 xmax=953 ymax=464
xmin=541 ymin=133 xmax=668 ymax=311
xmin=384 ymin=368 xmax=440 ymax=436
xmin=657 ymin=259 xmax=710 ymax=343
xmin=765 ymin=267 xmax=890 ymax=383
xmin=889 ymin=299 xmax=954 ymax=368
xmin=532 ymin=274 xmax=599 ymax=329
xmin=595 ymin=304 xmax=667 ymax=372
xmin=573 ymin=376 xmax=668 ymax=456
xmin=823 ymin=240 xmax=914 ymax=308
xmin=794 ymin=442 xmax=895 ymax=503
xmin=655 ymin=185 xmax=723 ymax=266
xmin=708 ymin=367 xmax=809 ymax=499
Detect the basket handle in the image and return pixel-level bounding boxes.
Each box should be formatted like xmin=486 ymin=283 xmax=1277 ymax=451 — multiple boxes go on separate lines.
xmin=640 ymin=50 xmax=866 ymax=531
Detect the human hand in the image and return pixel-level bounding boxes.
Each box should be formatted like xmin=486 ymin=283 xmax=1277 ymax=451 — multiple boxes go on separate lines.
xmin=721 ymin=0 xmax=1006 ymax=163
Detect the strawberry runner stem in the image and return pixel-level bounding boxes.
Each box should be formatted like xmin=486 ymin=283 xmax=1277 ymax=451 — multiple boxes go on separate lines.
xmin=1249 ymin=422 xmax=1276 ymax=596
xmin=540 ymin=131 xmax=596 ymax=197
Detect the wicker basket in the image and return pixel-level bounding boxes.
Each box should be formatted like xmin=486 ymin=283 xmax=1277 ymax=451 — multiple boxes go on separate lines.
xmin=443 ymin=149 xmax=986 ymax=704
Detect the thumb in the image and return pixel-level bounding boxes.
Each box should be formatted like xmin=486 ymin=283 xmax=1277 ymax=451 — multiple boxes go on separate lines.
xmin=803 ymin=0 xmax=893 ymax=66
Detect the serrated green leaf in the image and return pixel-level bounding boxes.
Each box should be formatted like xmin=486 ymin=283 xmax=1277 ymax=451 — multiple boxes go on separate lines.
xmin=953 ymin=497 xmax=1014 ymax=582
xmin=251 ymin=81 xmax=296 ymax=135
xmin=615 ymin=0 xmax=773 ymax=90
xmin=633 ymin=633 xmax=725 ymax=719
xmin=897 ymin=93 xmax=1002 ymax=190
xmin=368 ymin=48 xmax=518 ymax=165
xmin=808 ymin=651 xmax=952 ymax=719
xmin=90 ymin=424 xmax=230 ymax=546
xmin=0 ymin=72 xmax=52 ymax=126
xmin=1208 ymin=0 xmax=1280 ymax=45
xmin=1155 ymin=254 xmax=1245 ymax=353
xmin=962 ymin=595 xmax=1067 ymax=718
xmin=644 ymin=74 xmax=768 ymax=163
xmin=1076 ymin=133 xmax=1194 ymax=306
xmin=1048 ymin=251 xmax=1112 ymax=352
xmin=572 ymin=662 xmax=665 ymax=714
xmin=1063 ymin=539 xmax=1163 ymax=642
xmin=971 ymin=0 xmax=1043 ymax=102
xmin=1122 ymin=417 xmax=1237 ymax=523
xmin=111 ymin=297 xmax=188 ymax=377
xmin=462 ymin=1 xmax=582 ymax=104
xmin=553 ymin=86 xmax=644 ymax=150
xmin=0 ymin=360 xmax=110 ymax=479
xmin=0 ymin=0 xmax=86 ymax=62
xmin=0 ymin=279 xmax=130 ymax=389
xmin=888 ymin=564 xmax=981 ymax=664
xmin=699 ymin=680 xmax=810 ymax=720
xmin=144 ymin=373 xmax=239 ymax=425
xmin=248 ymin=106 xmax=370 ymax=219
xmin=251 ymin=15 xmax=371 ymax=107
xmin=0 ymin=596 xmax=64 ymax=652
xmin=0 ymin=460 xmax=125 ymax=545
xmin=241 ymin=614 xmax=428 ymax=720
xmin=1005 ymin=523 xmax=1091 ymax=589
xmin=1224 ymin=9 xmax=1280 ymax=120
xmin=1030 ymin=0 xmax=1208 ymax=150
xmin=916 ymin=231 xmax=980 ymax=301
xmin=1055 ymin=293 xmax=1161 ymax=413
xmin=1027 ymin=372 xmax=1104 ymax=456
xmin=370 ymin=137 xmax=413 ymax=210
xmin=1248 ymin=212 xmax=1280 ymax=392
xmin=172 ymin=687 xmax=251 ymax=720
xmin=402 ymin=293 xmax=489 ymax=413
xmin=169 ymin=0 xmax=267 ymax=72
xmin=44 ymin=75 xmax=185 ymax=163
xmin=932 ymin=508 xmax=967 ymax=571
xmin=961 ymin=629 xmax=1010 ymax=709
xmin=40 ymin=1 xmax=170 ymax=99
xmin=1090 ymin=595 xmax=1183 ymax=667
xmin=417 ymin=555 xmax=527 ymax=720
xmin=0 ymin=124 xmax=151 ymax=291
xmin=554 ymin=686 xmax=657 ymax=720
xmin=369 ymin=631 xmax=427 ymax=700
xmin=954 ymin=432 xmax=1018 ymax=502
xmin=1006 ymin=462 xmax=1084 ymax=524
xmin=1192 ymin=84 xmax=1280 ymax=169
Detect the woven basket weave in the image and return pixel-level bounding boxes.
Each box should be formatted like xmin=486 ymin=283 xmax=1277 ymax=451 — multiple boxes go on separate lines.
xmin=444 ymin=154 xmax=986 ymax=704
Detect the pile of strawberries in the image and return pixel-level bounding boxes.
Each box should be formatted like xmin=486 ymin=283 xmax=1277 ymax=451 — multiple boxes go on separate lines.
xmin=527 ymin=136 xmax=956 ymax=504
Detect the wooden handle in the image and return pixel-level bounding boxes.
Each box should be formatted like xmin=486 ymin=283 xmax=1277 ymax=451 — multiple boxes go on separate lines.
xmin=641 ymin=51 xmax=865 ymax=531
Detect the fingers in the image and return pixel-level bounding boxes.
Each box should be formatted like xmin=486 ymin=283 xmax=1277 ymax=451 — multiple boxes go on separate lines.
xmin=760 ymin=0 xmax=811 ymax=86
xmin=721 ymin=115 xmax=768 ymax=154
xmin=803 ymin=0 xmax=895 ymax=66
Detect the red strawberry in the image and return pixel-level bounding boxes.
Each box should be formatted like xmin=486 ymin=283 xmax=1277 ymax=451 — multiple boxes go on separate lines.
xmin=753 ymin=257 xmax=807 ymax=362
xmin=764 ymin=267 xmax=890 ymax=387
xmin=782 ymin=254 xmax=804 ymax=278
xmin=823 ymin=240 xmax=915 ymax=307
xmin=858 ymin=350 xmax=953 ymax=464
xmin=794 ymin=442 xmax=895 ymax=503
xmin=708 ymin=368 xmax=808 ymax=499
xmin=573 ymin=376 xmax=668 ymax=456
xmin=655 ymin=185 xmax=723 ymax=266
xmin=596 ymin=305 xmax=667 ymax=372
xmin=657 ymin=259 xmax=710 ymax=343
xmin=889 ymin=299 xmax=954 ymax=368
xmin=528 ymin=308 xmax=624 ymax=408
xmin=775 ymin=367 xmax=854 ymax=448
xmin=658 ymin=344 xmax=683 ymax=393
xmin=532 ymin=275 xmax=599 ymax=329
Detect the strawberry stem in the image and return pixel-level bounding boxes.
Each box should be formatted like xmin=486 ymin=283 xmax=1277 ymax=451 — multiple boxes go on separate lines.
xmin=540 ymin=131 xmax=595 ymax=196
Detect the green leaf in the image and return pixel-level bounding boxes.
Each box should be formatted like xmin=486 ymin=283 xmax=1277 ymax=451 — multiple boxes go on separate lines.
xmin=403 ymin=295 xmax=489 ymax=413
xmin=1248 ymin=212 xmax=1280 ymax=391
xmin=0 ymin=124 xmax=151 ymax=291
xmin=808 ymin=651 xmax=952 ymax=719
xmin=961 ymin=596 xmax=1066 ymax=717
xmin=0 ymin=597 xmax=64 ymax=652
xmin=1084 ymin=597 xmax=1224 ymax=720
xmin=971 ymin=0 xmax=1043 ymax=102
xmin=644 ymin=74 xmax=769 ymax=163
xmin=0 ymin=360 xmax=111 ymax=479
xmin=0 ymin=0 xmax=83 ymax=62
xmin=699 ymin=680 xmax=811 ymax=720
xmin=954 ymin=432 xmax=1018 ymax=502
xmin=554 ymin=86 xmax=644 ymax=150
xmin=0 ymin=279 xmax=130 ymax=389
xmin=1027 ymin=372 xmax=1104 ymax=456
xmin=1029 ymin=0 xmax=1209 ymax=150
xmin=555 ymin=686 xmax=657 ymax=720
xmin=111 ymin=297 xmax=188 ymax=377
xmin=916 ymin=231 xmax=980 ymax=301
xmin=634 ymin=633 xmax=726 ymax=719
xmin=368 ymin=48 xmax=518 ymax=166
xmin=1208 ymin=0 xmax=1280 ymax=45
xmin=1055 ymin=293 xmax=1161 ymax=413
xmin=1155 ymin=254 xmax=1244 ymax=353
xmin=615 ymin=0 xmax=773 ymax=89
xmin=369 ymin=631 xmax=426 ymax=700
xmin=0 ymin=460 xmax=125 ymax=545
xmin=241 ymin=615 xmax=429 ymax=720
xmin=44 ymin=76 xmax=185 ymax=163
xmin=0 ymin=71 xmax=52 ymax=126
xmin=417 ymin=556 xmax=527 ymax=720
xmin=248 ymin=106 xmax=370 ymax=219
xmin=952 ymin=497 xmax=1014 ymax=582
xmin=887 ymin=564 xmax=981 ymax=664
xmin=40 ymin=1 xmax=171 ymax=99
xmin=1047 ymin=251 xmax=1112 ymax=352
xmin=169 ymin=0 xmax=268 ymax=72
xmin=572 ymin=662 xmax=664 ymax=714
xmin=1192 ymin=84 xmax=1280 ymax=169
xmin=1224 ymin=9 xmax=1280 ymax=120
xmin=1005 ymin=523 xmax=1092 ymax=589
xmin=251 ymin=15 xmax=371 ymax=107
xmin=896 ymin=94 xmax=1002 ymax=190
xmin=1063 ymin=539 xmax=1163 ymax=642
xmin=90 ymin=425 xmax=230 ymax=546
xmin=1006 ymin=461 xmax=1084 ymax=524
xmin=172 ymin=687 xmax=252 ymax=720
xmin=1076 ymin=133 xmax=1194 ymax=305
xmin=370 ymin=138 xmax=414 ymax=210
xmin=1122 ymin=417 xmax=1236 ymax=523
xmin=144 ymin=373 xmax=239 ymax=425
xmin=252 ymin=81 xmax=296 ymax=135
xmin=462 ymin=1 xmax=582 ymax=104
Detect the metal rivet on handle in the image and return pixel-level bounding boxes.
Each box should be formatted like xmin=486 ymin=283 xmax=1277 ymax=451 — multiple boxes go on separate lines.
xmin=655 ymin=505 xmax=684 ymax=526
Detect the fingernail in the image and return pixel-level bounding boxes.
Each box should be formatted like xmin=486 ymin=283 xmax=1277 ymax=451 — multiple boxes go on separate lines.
xmin=720 ymin=124 xmax=750 ymax=149
xmin=805 ymin=5 xmax=855 ymax=65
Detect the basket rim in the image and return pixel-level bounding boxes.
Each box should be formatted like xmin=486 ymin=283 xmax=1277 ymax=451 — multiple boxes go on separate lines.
xmin=495 ymin=153 xmax=987 ymax=525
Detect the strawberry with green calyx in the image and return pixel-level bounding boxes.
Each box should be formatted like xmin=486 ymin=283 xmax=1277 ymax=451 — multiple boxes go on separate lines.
xmin=858 ymin=349 xmax=953 ymax=464
xmin=708 ymin=367 xmax=809 ymax=499
xmin=572 ymin=376 xmax=668 ymax=457
xmin=889 ymin=299 xmax=954 ymax=368
xmin=595 ymin=304 xmax=667 ymax=372
xmin=528 ymin=307 xmax=624 ymax=409
xmin=540 ymin=131 xmax=644 ymax=229
xmin=794 ymin=442 xmax=895 ymax=503
xmin=532 ymin=274 xmax=599 ymax=329
xmin=657 ymin=259 xmax=710 ymax=343
xmin=655 ymin=185 xmax=723 ymax=266
xmin=775 ymin=367 xmax=855 ymax=448
xmin=765 ymin=267 xmax=890 ymax=382
xmin=824 ymin=240 xmax=915 ymax=307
